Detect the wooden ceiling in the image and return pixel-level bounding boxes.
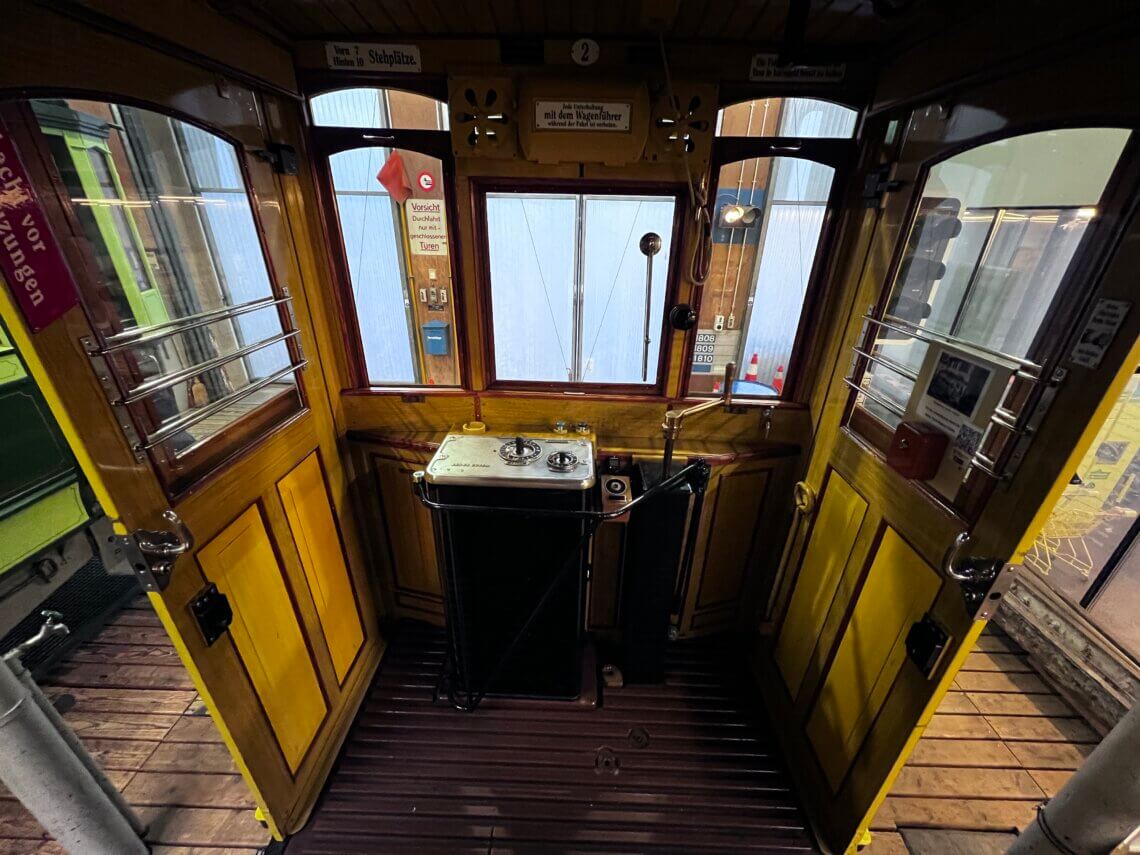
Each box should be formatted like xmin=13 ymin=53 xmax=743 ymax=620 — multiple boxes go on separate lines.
xmin=214 ymin=0 xmax=987 ymax=54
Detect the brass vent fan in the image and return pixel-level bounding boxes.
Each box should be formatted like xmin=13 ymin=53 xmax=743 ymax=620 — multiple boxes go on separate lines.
xmin=448 ymin=77 xmax=518 ymax=159
xmin=644 ymin=83 xmax=717 ymax=169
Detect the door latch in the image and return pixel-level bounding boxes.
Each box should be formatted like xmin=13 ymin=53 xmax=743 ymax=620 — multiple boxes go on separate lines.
xmin=942 ymin=532 xmax=1017 ymax=618
xmin=190 ymin=583 xmax=232 ymax=646
xmin=128 ymin=510 xmax=194 ymax=593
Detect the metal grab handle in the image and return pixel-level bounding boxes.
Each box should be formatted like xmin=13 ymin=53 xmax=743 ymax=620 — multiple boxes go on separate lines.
xmin=136 ymin=510 xmax=195 ymax=558
xmin=639 ymin=232 xmax=662 ymax=383
xmin=942 ymin=531 xmax=973 ymax=583
xmin=118 ymin=330 xmax=300 ymax=405
xmin=98 ymin=295 xmax=291 ymax=353
xmin=861 ymin=312 xmax=1042 ymax=377
xmin=412 ymin=461 xmax=711 ymax=521
xmin=137 ymin=360 xmax=306 ymax=451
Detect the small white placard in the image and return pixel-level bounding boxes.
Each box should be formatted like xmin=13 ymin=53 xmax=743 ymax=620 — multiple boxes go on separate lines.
xmin=1070 ymin=298 xmax=1131 ymax=368
xmin=325 ymin=42 xmax=422 ymax=72
xmin=534 ymin=100 xmax=631 ymax=132
xmin=407 ymin=199 xmax=448 ymax=256
xmin=749 ymin=53 xmax=845 ymax=82
xmin=907 ymin=343 xmax=1012 ymax=497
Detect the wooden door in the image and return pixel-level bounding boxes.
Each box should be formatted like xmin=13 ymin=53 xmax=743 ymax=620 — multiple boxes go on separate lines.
xmin=760 ymin=58 xmax=1140 ymax=854
xmin=0 ymin=80 xmax=381 ymax=839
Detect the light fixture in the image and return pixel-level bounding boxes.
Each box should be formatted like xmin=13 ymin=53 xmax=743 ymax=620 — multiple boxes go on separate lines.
xmin=1076 ymin=207 xmax=1098 ymax=219
xmin=719 ymin=203 xmax=761 ymax=228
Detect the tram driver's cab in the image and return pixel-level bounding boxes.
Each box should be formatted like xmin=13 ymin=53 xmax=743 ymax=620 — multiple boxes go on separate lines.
xmin=1 ymin=2 xmax=1139 ymax=853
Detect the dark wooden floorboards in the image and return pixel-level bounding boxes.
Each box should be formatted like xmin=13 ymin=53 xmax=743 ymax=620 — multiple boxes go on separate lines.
xmin=286 ymin=623 xmax=816 ymax=853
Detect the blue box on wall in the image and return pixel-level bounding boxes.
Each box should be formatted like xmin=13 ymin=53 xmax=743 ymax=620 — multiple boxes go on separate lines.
xmin=422 ymin=320 xmax=450 ymax=356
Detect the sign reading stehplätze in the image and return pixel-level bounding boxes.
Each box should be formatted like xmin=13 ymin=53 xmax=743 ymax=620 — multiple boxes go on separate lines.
xmin=534 ymin=101 xmax=632 ymax=132
xmin=325 ymin=42 xmax=422 ymax=72
xmin=0 ymin=120 xmax=78 ymax=331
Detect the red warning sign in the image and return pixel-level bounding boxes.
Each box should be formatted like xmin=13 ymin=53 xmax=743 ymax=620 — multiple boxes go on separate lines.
xmin=417 ymin=171 xmax=435 ymax=192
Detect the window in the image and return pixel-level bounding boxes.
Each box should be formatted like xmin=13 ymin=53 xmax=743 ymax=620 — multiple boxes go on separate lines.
xmin=686 ymin=155 xmax=835 ymax=397
xmin=1025 ymin=369 xmax=1140 ymax=661
xmin=686 ymin=96 xmax=855 ymax=398
xmin=311 ymin=88 xmax=459 ymax=388
xmin=31 ymin=98 xmax=303 ymax=494
xmin=855 ymin=128 xmax=1131 ymax=429
xmin=482 ymin=190 xmax=679 ymax=387
xmin=716 ymin=97 xmax=857 ymax=139
xmin=310 ymin=87 xmax=448 ymax=131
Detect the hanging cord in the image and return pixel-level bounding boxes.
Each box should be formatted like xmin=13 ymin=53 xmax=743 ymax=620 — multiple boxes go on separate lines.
xmin=657 ymin=33 xmax=711 ymax=287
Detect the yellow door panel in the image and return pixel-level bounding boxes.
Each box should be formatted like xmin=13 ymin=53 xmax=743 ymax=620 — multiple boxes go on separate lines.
xmin=197 ymin=504 xmax=327 ymax=772
xmin=807 ymin=527 xmax=942 ymax=792
xmin=277 ymin=452 xmax=365 ymax=684
xmin=776 ymin=472 xmax=868 ymax=698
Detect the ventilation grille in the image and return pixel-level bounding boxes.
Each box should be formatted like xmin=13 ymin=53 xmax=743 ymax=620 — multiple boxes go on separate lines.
xmin=449 ymin=78 xmax=518 ymax=159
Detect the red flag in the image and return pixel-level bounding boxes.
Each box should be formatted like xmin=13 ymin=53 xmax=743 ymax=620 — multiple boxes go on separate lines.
xmin=376 ymin=150 xmax=413 ymax=203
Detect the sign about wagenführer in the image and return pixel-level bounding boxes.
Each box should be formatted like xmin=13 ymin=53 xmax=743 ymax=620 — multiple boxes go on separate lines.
xmin=0 ymin=119 xmax=78 ymax=331
xmin=534 ymin=101 xmax=632 ymax=132
xmin=325 ymin=42 xmax=422 ymax=73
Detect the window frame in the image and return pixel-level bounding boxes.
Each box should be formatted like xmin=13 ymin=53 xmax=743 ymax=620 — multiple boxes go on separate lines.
xmin=471 ymin=177 xmax=688 ymax=396
xmin=846 ymin=121 xmax=1140 ymax=520
xmin=2 ymin=95 xmax=308 ymax=498
xmin=679 ymin=132 xmax=856 ymax=402
xmin=307 ymin=95 xmax=465 ymax=392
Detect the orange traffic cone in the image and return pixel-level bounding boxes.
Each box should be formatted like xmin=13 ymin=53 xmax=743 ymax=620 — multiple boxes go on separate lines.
xmin=745 ymin=352 xmax=759 ymax=382
xmin=773 ymin=364 xmax=785 ymax=394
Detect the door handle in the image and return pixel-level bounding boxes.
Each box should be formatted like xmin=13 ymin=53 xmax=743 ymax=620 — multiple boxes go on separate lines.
xmin=131 ymin=510 xmax=194 ymax=593
xmin=136 ymin=510 xmax=194 ymax=557
xmin=941 ymin=531 xmax=974 ymax=583
xmin=792 ymin=481 xmax=816 ymax=515
xmin=942 ymin=531 xmax=1011 ymax=617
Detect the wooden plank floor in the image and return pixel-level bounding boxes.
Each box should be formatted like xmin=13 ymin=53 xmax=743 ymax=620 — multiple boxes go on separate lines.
xmin=286 ymin=622 xmax=816 ymax=854
xmin=866 ymin=623 xmax=1099 ymax=854
xmin=0 ymin=597 xmax=269 ymax=854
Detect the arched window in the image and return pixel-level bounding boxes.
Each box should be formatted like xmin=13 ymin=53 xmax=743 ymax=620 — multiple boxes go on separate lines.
xmin=310 ymin=88 xmax=448 ymax=131
xmin=716 ymin=97 xmax=857 ymax=139
xmin=309 ymin=88 xmax=459 ymax=388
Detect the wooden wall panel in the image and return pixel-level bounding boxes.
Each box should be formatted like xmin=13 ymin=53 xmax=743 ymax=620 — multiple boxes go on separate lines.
xmin=776 ymin=471 xmax=868 ymax=699
xmin=277 ymin=452 xmax=365 ymax=684
xmin=371 ymin=452 xmax=445 ymax=621
xmin=806 ymin=527 xmax=942 ymax=792
xmin=196 ymin=505 xmax=327 ymax=773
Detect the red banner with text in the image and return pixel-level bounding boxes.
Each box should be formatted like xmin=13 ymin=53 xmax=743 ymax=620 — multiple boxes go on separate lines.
xmin=0 ymin=118 xmax=78 ymax=331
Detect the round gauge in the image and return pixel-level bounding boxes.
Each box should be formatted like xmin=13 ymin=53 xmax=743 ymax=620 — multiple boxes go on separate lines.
xmin=605 ymin=478 xmax=627 ymax=496
xmin=547 ymin=450 xmax=579 ymax=472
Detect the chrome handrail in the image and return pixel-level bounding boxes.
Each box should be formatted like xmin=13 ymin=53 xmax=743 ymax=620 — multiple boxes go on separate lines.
xmin=118 ymin=330 xmax=300 ymax=405
xmin=851 ymin=345 xmax=919 ymax=382
xmin=862 ymin=313 xmax=1042 ymax=377
xmin=843 ymin=376 xmax=907 ymax=418
xmin=137 ymin=360 xmax=306 ymax=451
xmin=99 ymin=296 xmax=291 ymax=353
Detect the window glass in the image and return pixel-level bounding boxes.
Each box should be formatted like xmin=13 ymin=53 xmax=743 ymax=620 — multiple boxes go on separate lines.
xmin=326 ymin=147 xmax=458 ymax=386
xmin=1025 ymin=370 xmax=1140 ymax=660
xmin=686 ymin=156 xmax=834 ymax=397
xmin=310 ymin=88 xmax=449 ymax=130
xmin=31 ymin=98 xmax=300 ymax=480
xmin=485 ymin=192 xmax=678 ymax=386
xmin=716 ymin=98 xmax=857 ymax=138
xmin=858 ymin=128 xmax=1131 ymax=427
